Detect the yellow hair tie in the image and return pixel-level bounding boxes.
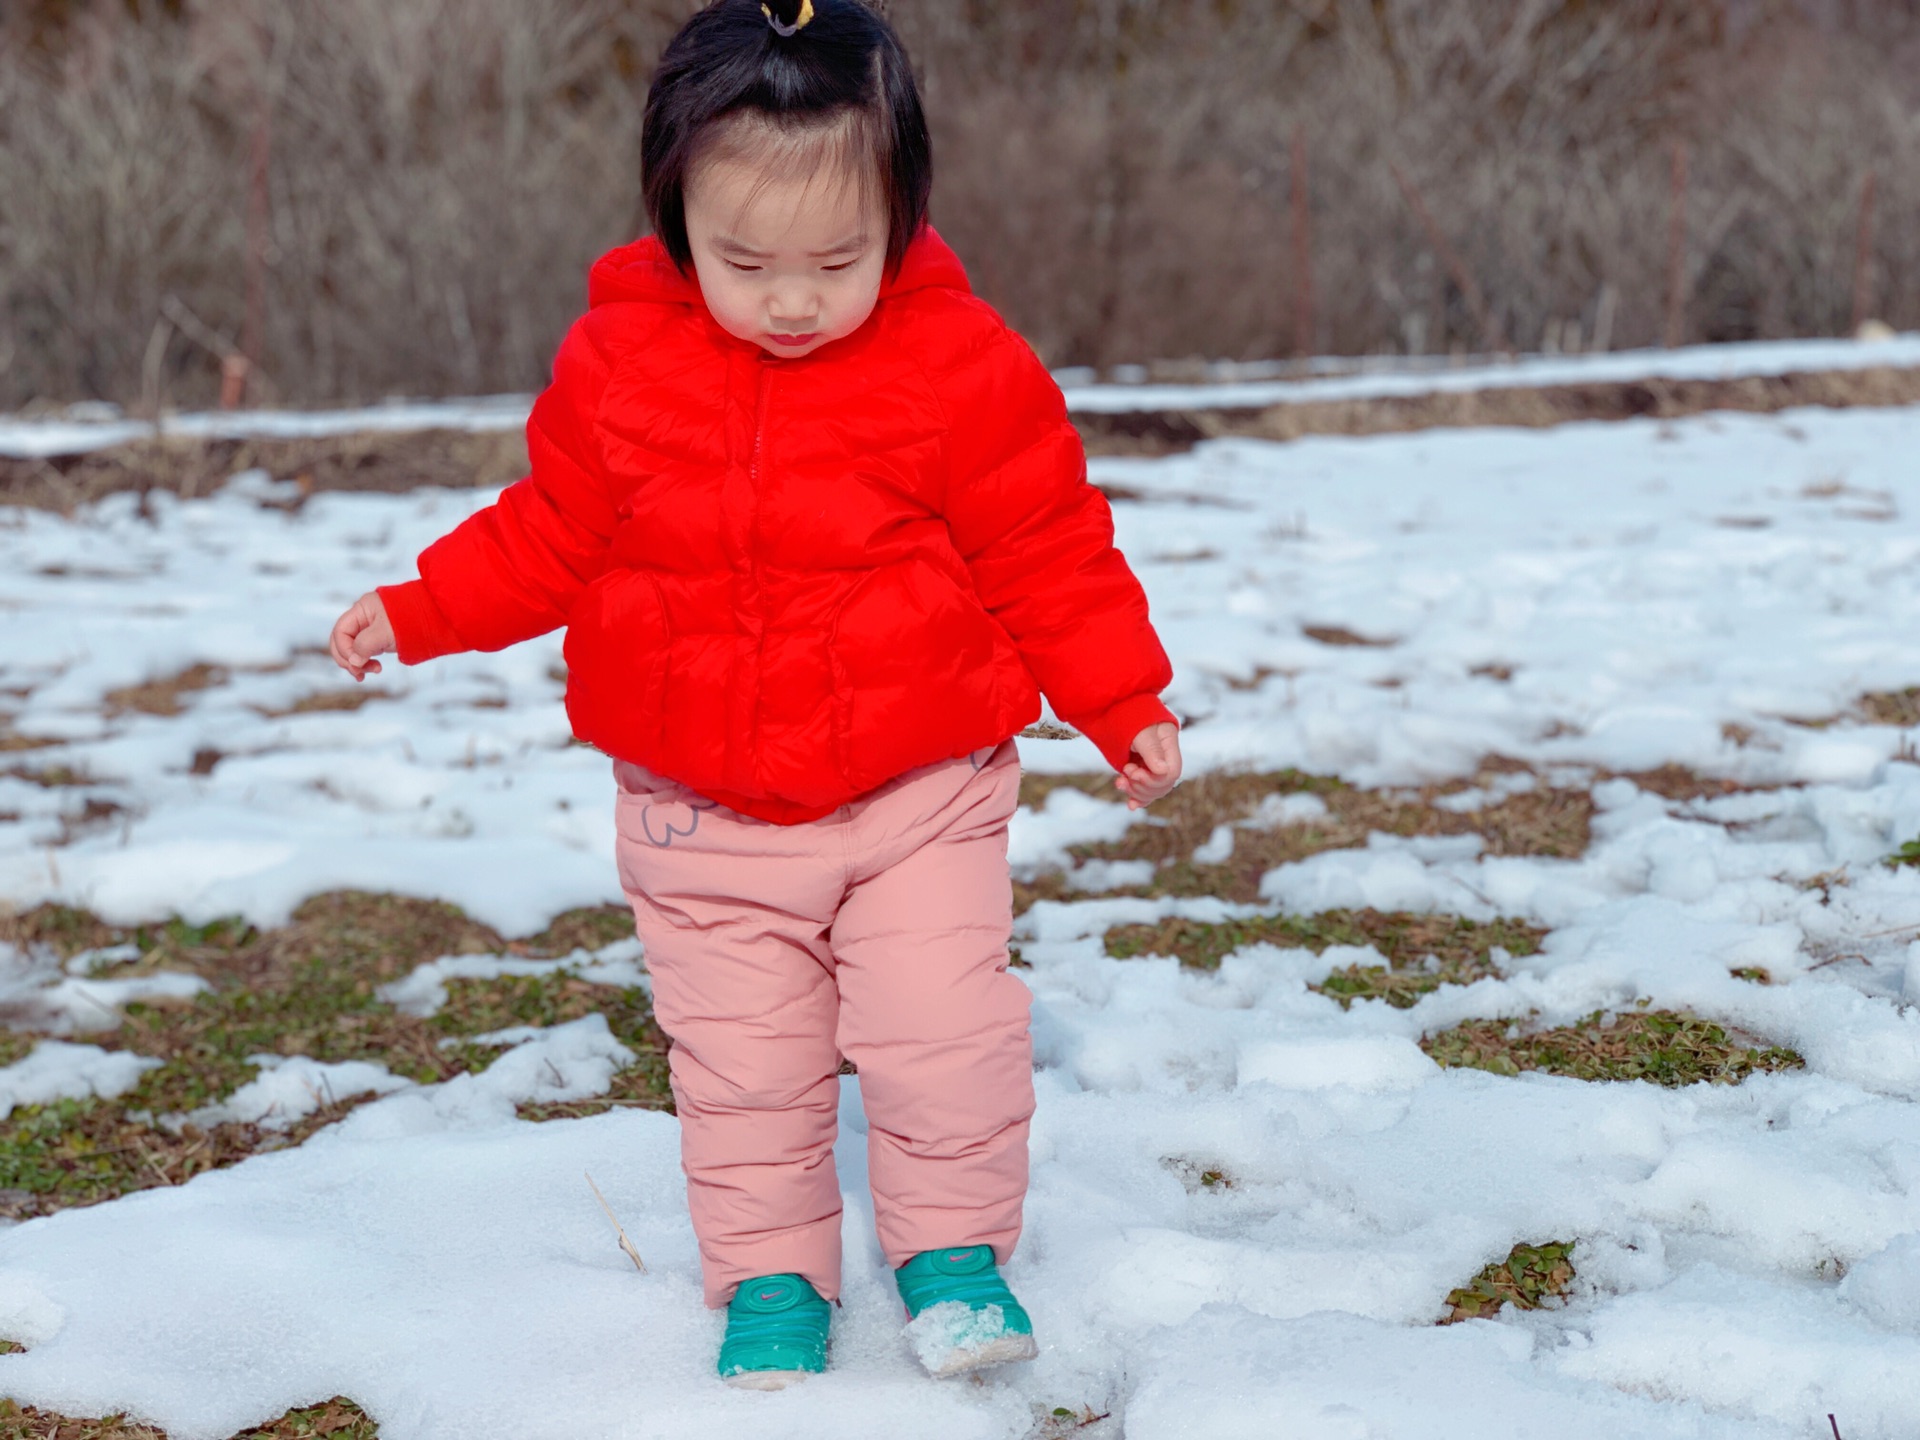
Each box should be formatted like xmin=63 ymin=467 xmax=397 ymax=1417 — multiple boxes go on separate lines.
xmin=761 ymin=0 xmax=814 ymax=37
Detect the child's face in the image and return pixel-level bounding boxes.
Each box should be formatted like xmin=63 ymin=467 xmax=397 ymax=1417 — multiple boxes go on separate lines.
xmin=684 ymin=147 xmax=889 ymax=361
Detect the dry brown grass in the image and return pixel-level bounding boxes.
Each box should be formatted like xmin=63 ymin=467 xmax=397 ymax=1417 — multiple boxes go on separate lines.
xmin=1075 ymin=366 xmax=1920 ymax=457
xmin=1609 ymin=765 xmax=1785 ymax=803
xmin=4 ymin=4 xmax=1918 ymax=409
xmin=1299 ymin=626 xmax=1395 ymax=649
xmin=0 ymin=723 xmax=61 ymax=755
xmin=0 ymin=894 xmax=669 ymax=1223
xmin=253 ymin=689 xmax=391 ymax=720
xmin=0 ymin=1395 xmax=376 ymax=1440
xmin=11 ymin=361 xmax=1920 ymax=517
xmin=0 ymin=430 xmax=531 ymax=514
xmin=1860 ymin=689 xmax=1920 ymax=728
xmin=102 ymin=665 xmax=228 ymax=719
xmin=1016 ymin=765 xmax=1591 ymax=909
xmin=1104 ymin=909 xmax=1545 ymax=1012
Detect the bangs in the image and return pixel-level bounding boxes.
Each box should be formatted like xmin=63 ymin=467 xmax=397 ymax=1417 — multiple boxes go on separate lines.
xmin=640 ymin=0 xmax=931 ymax=275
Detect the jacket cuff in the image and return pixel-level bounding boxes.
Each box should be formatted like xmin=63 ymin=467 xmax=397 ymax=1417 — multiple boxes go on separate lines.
xmin=377 ymin=580 xmax=467 ymax=666
xmin=1064 ymin=692 xmax=1179 ymax=773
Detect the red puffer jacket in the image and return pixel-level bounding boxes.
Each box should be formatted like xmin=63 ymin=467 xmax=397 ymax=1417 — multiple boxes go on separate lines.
xmin=379 ymin=228 xmax=1174 ymax=824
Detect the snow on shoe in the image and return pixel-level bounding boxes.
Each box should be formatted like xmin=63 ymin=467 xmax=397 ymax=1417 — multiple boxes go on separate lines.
xmin=903 ymin=1299 xmax=1039 ymax=1378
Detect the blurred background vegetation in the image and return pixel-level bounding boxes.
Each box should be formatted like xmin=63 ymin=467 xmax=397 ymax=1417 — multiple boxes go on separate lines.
xmin=0 ymin=0 xmax=1915 ymax=411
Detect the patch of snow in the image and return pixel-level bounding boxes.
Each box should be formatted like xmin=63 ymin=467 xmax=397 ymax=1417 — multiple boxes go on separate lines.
xmin=1061 ymin=333 xmax=1920 ymax=415
xmin=1124 ymin=1307 xmax=1781 ymax=1440
xmin=377 ymin=939 xmax=647 ymax=1019
xmin=445 ymin=1025 xmax=547 ymax=1050
xmin=1241 ymin=791 xmax=1331 ymax=827
xmin=1435 ymin=771 xmax=1540 ymax=813
xmin=184 ymin=1055 xmax=412 ymax=1131
xmin=1066 ymin=859 xmax=1156 ymax=892
xmin=0 ymin=942 xmax=208 ymax=1035
xmin=0 ymin=396 xmax=534 ymax=459
xmin=900 ymin=1300 xmax=1031 ymax=1378
xmin=1237 ymin=1033 xmax=1439 ymax=1091
xmin=1191 ymin=823 xmax=1236 ymax=865
xmin=1008 ymin=788 xmax=1139 ymax=877
xmin=0 ymin=1041 xmax=159 ymax=1119
xmin=1842 ymin=1232 xmax=1920 ymax=1333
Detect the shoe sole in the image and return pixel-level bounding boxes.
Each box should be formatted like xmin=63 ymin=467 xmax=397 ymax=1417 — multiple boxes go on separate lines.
xmin=724 ymin=1368 xmax=813 ymax=1391
xmin=924 ymin=1331 xmax=1039 ymax=1378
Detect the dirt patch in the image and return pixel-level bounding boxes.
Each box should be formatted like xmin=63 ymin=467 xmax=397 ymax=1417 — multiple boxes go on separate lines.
xmin=1422 ymin=1008 xmax=1803 ymax=1085
xmin=1074 ymin=364 xmax=1920 ymax=457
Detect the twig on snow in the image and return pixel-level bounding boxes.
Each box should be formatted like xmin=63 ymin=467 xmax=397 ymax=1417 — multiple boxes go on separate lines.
xmin=585 ymin=1172 xmax=648 ymax=1274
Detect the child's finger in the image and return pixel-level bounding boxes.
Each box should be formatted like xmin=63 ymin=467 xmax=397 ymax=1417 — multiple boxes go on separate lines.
xmin=329 ymin=615 xmax=362 ymax=669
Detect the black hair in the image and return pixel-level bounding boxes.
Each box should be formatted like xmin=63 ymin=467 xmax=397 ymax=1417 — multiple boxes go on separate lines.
xmin=641 ymin=0 xmax=932 ymax=275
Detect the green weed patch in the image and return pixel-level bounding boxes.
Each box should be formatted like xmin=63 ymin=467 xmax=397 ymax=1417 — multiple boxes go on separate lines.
xmin=1885 ymin=838 xmax=1920 ymax=870
xmin=0 ymin=894 xmax=670 ymax=1222
xmin=1423 ymin=1009 xmax=1803 ymax=1085
xmin=1443 ymin=1241 xmax=1575 ymax=1322
xmin=1104 ymin=909 xmax=1545 ymax=1009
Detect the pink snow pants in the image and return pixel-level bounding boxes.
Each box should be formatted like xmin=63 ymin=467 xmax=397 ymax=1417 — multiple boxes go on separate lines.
xmin=612 ymin=741 xmax=1033 ymax=1307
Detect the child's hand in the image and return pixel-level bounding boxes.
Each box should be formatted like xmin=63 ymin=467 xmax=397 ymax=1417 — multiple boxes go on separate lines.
xmin=329 ymin=591 xmax=395 ymax=682
xmin=1115 ymin=721 xmax=1182 ymax=810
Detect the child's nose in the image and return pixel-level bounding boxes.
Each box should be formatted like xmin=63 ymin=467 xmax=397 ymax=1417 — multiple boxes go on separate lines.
xmin=768 ymin=281 xmax=820 ymax=325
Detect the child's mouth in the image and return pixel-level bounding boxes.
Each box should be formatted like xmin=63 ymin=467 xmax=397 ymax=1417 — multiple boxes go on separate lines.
xmin=766 ymin=331 xmax=819 ymax=348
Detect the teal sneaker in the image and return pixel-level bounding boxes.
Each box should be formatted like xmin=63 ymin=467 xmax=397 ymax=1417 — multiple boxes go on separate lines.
xmin=895 ymin=1245 xmax=1038 ymax=1377
xmin=717 ymin=1273 xmax=831 ymax=1390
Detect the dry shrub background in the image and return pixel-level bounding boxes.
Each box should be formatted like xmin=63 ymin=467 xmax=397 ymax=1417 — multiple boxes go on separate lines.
xmin=1 ymin=0 xmax=1916 ymax=410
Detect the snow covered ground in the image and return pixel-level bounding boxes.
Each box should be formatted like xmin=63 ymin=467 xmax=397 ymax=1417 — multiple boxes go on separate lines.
xmin=5 ymin=402 xmax=1920 ymax=1434
xmin=1060 ymin=331 xmax=1920 ymax=415
xmin=2 ymin=332 xmax=1916 ymax=458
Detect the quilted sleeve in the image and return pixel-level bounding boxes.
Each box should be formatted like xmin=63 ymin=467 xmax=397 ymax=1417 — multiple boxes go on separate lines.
xmin=939 ymin=319 xmax=1176 ymax=771
xmin=377 ymin=317 xmax=618 ymax=663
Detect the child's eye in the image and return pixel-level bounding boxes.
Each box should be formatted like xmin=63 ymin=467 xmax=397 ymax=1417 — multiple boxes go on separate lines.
xmin=727 ymin=261 xmax=763 ymax=273
xmin=822 ymin=261 xmax=856 ymax=273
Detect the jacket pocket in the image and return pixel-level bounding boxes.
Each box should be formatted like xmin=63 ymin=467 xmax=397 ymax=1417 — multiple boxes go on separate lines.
xmin=564 ymin=567 xmax=672 ymax=756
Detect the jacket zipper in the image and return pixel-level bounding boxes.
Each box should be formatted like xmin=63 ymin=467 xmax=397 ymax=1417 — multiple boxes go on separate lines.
xmin=750 ymin=364 xmax=771 ymax=493
xmin=733 ymin=363 xmax=774 ymax=794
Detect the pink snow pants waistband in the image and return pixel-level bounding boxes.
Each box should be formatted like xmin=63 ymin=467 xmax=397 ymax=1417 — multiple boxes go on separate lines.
xmin=613 ymin=742 xmax=1033 ymax=1308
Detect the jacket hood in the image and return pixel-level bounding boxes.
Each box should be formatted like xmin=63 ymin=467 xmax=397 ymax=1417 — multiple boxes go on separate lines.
xmin=586 ymin=226 xmax=971 ymax=310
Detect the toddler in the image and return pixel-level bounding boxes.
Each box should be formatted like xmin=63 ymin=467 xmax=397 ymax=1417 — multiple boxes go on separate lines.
xmin=329 ymin=0 xmax=1180 ymax=1388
